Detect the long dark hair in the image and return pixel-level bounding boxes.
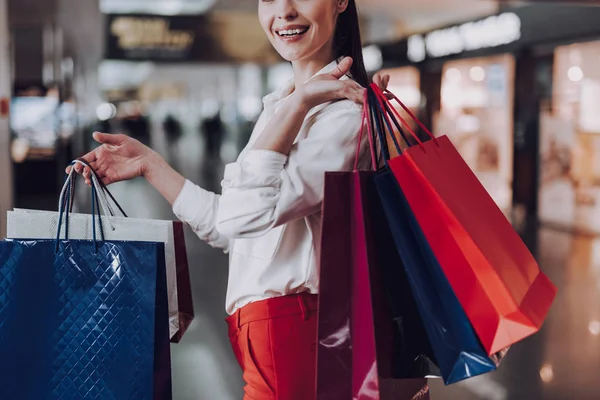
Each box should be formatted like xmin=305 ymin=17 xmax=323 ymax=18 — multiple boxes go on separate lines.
xmin=333 ymin=0 xmax=369 ymax=87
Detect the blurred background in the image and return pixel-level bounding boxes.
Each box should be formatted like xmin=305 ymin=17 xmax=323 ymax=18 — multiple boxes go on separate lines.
xmin=1 ymin=0 xmax=600 ymax=399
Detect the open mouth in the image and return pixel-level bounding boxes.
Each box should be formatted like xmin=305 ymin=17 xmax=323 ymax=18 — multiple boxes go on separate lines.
xmin=276 ymin=27 xmax=309 ymax=38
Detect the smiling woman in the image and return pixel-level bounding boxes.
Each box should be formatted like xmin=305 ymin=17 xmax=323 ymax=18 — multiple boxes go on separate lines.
xmin=70 ymin=1 xmax=390 ymax=399
xmin=259 ymin=0 xmax=369 ymax=87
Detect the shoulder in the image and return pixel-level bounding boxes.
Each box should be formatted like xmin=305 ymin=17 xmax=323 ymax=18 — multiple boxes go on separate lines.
xmin=300 ymin=99 xmax=364 ymax=145
xmin=309 ymin=98 xmax=363 ymax=125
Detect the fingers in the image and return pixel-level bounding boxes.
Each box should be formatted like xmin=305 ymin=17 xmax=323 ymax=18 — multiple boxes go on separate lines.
xmin=93 ymin=131 xmax=124 ymax=146
xmin=331 ymin=57 xmax=354 ymax=80
xmin=65 ymin=150 xmax=97 ymax=174
xmin=342 ymin=81 xmax=366 ymax=104
xmin=373 ymin=74 xmax=382 ymax=89
xmin=372 ymin=73 xmax=390 ymax=92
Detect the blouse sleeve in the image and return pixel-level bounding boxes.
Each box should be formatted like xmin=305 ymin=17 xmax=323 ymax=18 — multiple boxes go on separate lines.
xmin=172 ymin=180 xmax=231 ymax=252
xmin=215 ymin=101 xmax=367 ymax=238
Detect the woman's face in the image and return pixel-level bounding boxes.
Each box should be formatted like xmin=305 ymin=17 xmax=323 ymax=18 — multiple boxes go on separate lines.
xmin=258 ymin=0 xmax=348 ymax=63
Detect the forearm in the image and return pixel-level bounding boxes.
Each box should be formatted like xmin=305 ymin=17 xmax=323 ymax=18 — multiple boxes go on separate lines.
xmin=252 ymin=93 xmax=309 ymax=155
xmin=143 ymin=152 xmax=186 ymax=205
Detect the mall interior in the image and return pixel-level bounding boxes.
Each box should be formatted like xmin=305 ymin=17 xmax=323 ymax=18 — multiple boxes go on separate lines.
xmin=2 ymin=0 xmax=600 ymax=399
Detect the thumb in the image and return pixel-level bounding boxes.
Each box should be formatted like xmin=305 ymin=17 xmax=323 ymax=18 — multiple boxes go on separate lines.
xmin=93 ymin=132 xmax=123 ymax=145
xmin=330 ymin=57 xmax=353 ymax=80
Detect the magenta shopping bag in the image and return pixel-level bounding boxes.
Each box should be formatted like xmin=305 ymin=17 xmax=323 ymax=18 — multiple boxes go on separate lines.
xmin=316 ymin=94 xmax=431 ymax=399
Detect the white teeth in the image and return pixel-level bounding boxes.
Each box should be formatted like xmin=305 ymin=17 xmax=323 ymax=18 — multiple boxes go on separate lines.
xmin=278 ymin=28 xmax=307 ymax=36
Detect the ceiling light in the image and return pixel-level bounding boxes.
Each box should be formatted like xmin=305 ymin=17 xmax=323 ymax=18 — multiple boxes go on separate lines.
xmin=100 ymin=0 xmax=217 ymax=15
xmin=470 ymin=66 xmax=486 ymax=82
xmin=96 ymin=103 xmax=117 ymax=121
xmin=568 ymin=66 xmax=583 ymax=82
xmin=445 ymin=67 xmax=462 ymax=82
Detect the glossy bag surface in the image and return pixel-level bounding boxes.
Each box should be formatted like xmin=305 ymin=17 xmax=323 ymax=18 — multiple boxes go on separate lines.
xmin=390 ymin=135 xmax=557 ymax=355
xmin=374 ymin=169 xmax=506 ymax=384
xmin=316 ymin=170 xmax=431 ymax=399
xmin=367 ymin=83 xmax=556 ymax=355
xmin=7 ymin=209 xmax=193 ymax=342
xmin=0 ymin=239 xmax=172 ymax=400
xmin=364 ymin=85 xmax=507 ymax=384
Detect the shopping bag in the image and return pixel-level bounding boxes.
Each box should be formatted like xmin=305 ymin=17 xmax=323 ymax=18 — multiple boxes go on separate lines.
xmin=367 ymin=176 xmax=439 ymax=382
xmin=372 ymin=84 xmax=557 ymax=355
xmin=0 ymin=175 xmax=172 ymax=399
xmin=317 ymin=171 xmax=431 ymax=400
xmin=366 ymin=86 xmax=506 ymax=384
xmin=316 ymin=95 xmax=431 ymax=400
xmin=6 ymin=164 xmax=194 ymax=342
xmin=170 ymin=221 xmax=194 ymax=343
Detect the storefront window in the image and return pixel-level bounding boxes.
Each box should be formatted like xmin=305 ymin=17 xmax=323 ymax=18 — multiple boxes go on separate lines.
xmin=434 ymin=54 xmax=515 ymax=211
xmin=540 ymin=40 xmax=600 ymax=233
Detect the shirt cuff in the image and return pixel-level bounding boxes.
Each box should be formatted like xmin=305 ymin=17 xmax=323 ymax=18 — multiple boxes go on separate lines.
xmin=172 ymin=179 xmax=212 ymax=224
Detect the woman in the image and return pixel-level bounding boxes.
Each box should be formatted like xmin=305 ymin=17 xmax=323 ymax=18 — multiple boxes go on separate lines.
xmin=72 ymin=0 xmax=391 ymax=398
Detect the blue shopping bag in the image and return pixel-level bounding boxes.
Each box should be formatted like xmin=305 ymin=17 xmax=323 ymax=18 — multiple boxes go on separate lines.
xmin=0 ymin=166 xmax=172 ymax=399
xmin=367 ymin=87 xmax=506 ymax=384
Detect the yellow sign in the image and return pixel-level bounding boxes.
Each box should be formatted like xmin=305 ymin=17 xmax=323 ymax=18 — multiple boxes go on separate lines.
xmin=110 ymin=17 xmax=195 ymax=50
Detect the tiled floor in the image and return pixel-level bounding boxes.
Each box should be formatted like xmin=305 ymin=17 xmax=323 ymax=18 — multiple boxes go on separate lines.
xmin=63 ymin=127 xmax=600 ymax=399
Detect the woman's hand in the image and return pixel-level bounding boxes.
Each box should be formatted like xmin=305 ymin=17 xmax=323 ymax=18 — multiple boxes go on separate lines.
xmin=293 ymin=57 xmax=392 ymax=111
xmin=372 ymin=73 xmax=391 ymax=97
xmin=67 ymin=132 xmax=157 ymax=186
xmin=293 ymin=57 xmax=365 ymax=110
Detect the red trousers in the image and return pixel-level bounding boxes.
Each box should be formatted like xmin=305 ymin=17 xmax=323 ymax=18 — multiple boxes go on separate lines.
xmin=226 ymin=292 xmax=318 ymax=400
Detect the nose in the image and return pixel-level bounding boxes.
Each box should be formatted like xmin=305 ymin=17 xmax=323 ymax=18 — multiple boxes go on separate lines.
xmin=276 ymin=0 xmax=298 ymax=20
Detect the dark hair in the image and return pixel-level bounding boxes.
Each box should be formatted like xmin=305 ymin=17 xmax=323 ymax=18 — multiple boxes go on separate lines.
xmin=333 ymin=0 xmax=369 ymax=88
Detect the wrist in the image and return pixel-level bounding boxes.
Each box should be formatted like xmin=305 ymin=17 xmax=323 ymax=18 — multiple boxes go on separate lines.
xmin=142 ymin=150 xmax=163 ymax=180
xmin=289 ymin=92 xmax=310 ymax=115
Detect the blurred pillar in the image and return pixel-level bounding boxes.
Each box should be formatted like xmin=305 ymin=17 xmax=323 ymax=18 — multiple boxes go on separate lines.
xmin=0 ymin=0 xmax=12 ymax=238
xmin=512 ymin=50 xmax=554 ymax=229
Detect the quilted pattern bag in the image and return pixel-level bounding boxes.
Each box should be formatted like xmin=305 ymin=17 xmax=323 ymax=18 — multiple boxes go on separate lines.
xmin=0 ymin=165 xmax=172 ymax=399
xmin=6 ymin=161 xmax=194 ymax=343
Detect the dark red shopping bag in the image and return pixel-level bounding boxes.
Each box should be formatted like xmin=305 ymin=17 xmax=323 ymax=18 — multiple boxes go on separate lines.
xmin=370 ymin=84 xmax=557 ymax=355
xmin=316 ymin=95 xmax=431 ymax=400
xmin=170 ymin=221 xmax=195 ymax=343
xmin=317 ymin=171 xmax=430 ymax=400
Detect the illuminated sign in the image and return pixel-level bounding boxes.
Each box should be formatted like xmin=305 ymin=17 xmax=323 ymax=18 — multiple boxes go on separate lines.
xmin=105 ymin=14 xmax=213 ymax=61
xmin=110 ymin=16 xmax=195 ymax=51
xmin=105 ymin=13 xmax=282 ymax=63
xmin=407 ymin=12 xmax=522 ymax=62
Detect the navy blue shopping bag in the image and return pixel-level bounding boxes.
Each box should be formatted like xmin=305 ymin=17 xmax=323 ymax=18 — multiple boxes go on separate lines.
xmin=0 ymin=170 xmax=172 ymax=399
xmin=367 ymin=87 xmax=506 ymax=384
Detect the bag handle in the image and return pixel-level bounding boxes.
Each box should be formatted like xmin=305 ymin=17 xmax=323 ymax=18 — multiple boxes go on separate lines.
xmin=369 ymin=88 xmax=394 ymax=164
xmin=368 ymin=86 xmax=417 ymax=165
xmin=68 ymin=158 xmax=128 ymax=219
xmin=59 ymin=162 xmax=116 ymax=233
xmin=56 ymin=160 xmax=107 ymax=254
xmin=354 ymin=89 xmax=378 ymax=171
xmin=370 ymin=83 xmax=436 ymax=142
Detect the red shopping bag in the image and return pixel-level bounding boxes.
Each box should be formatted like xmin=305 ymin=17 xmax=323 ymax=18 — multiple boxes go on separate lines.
xmin=370 ymin=84 xmax=557 ymax=355
xmin=170 ymin=221 xmax=195 ymax=343
xmin=316 ymin=96 xmax=430 ymax=399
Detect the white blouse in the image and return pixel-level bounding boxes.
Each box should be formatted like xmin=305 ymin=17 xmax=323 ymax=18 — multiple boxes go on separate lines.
xmin=172 ymin=61 xmax=371 ymax=314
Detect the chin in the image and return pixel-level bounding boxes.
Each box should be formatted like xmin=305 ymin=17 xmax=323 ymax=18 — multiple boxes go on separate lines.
xmin=274 ymin=46 xmax=313 ymax=63
xmin=276 ymin=52 xmax=304 ymax=63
